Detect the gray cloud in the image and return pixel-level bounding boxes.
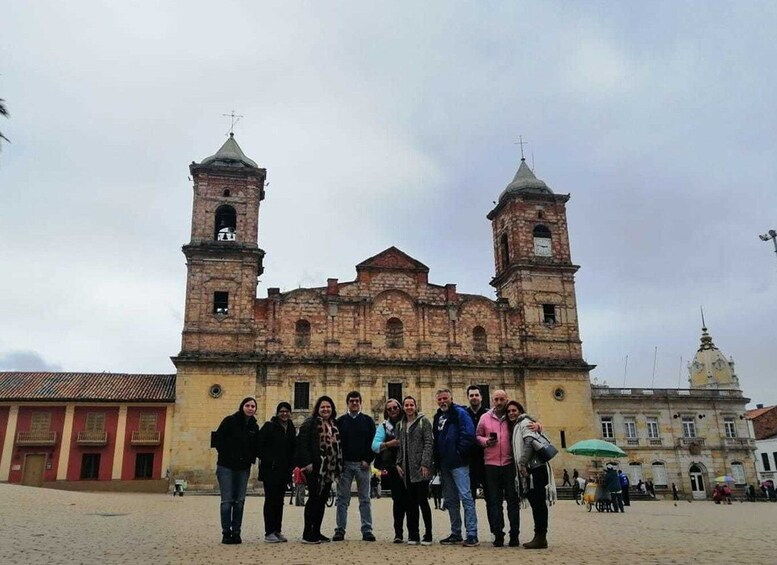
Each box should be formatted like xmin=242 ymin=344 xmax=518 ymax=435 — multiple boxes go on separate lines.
xmin=0 ymin=351 xmax=63 ymax=372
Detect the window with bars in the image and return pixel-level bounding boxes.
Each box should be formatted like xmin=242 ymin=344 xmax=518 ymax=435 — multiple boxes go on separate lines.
xmin=295 ymin=319 xmax=311 ymax=347
xmin=724 ymin=418 xmax=737 ymax=438
xmin=473 ymin=326 xmax=487 ymax=352
xmin=601 ymin=416 xmax=614 ymax=439
xmin=31 ymin=413 xmax=51 ymax=432
xmin=85 ymin=413 xmax=106 ymax=432
xmin=681 ymin=417 xmax=697 ymax=438
xmin=386 ymin=318 xmax=404 ymax=348
xmin=139 ymin=413 xmax=158 ymax=432
xmin=294 ymin=382 xmax=310 ymax=410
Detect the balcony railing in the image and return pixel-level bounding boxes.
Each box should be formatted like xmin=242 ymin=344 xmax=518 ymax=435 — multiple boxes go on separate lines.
xmin=626 ymin=438 xmax=640 ymax=446
xmin=77 ymin=431 xmax=108 ymax=446
xmin=602 ymin=437 xmax=616 ymax=443
xmin=724 ymin=437 xmax=756 ymax=449
xmin=131 ymin=430 xmax=161 ymax=445
xmin=16 ymin=430 xmax=57 ymax=446
xmin=648 ymin=438 xmax=663 ymax=446
xmin=677 ymin=437 xmax=705 ymax=448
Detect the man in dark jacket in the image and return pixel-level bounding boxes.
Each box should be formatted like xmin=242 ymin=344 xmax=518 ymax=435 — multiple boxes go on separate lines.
xmin=213 ymin=397 xmax=261 ymax=544
xmin=604 ymin=464 xmax=624 ymax=512
xmin=333 ymin=390 xmax=377 ymax=541
xmin=618 ymin=470 xmax=630 ymax=506
xmin=433 ymin=388 xmax=479 ymax=547
xmin=258 ymin=402 xmax=296 ymax=543
xmin=465 ymin=385 xmax=487 ymax=502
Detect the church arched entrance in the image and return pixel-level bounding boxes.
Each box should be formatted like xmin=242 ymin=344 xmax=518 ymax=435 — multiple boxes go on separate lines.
xmin=689 ymin=463 xmax=707 ymax=499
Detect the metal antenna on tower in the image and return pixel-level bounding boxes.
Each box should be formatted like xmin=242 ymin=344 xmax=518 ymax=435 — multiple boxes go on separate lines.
xmin=222 ymin=110 xmax=244 ymax=136
xmin=650 ymin=346 xmax=658 ymax=387
xmin=622 ymin=355 xmax=629 ymax=387
xmin=514 ymin=135 xmax=528 ymax=160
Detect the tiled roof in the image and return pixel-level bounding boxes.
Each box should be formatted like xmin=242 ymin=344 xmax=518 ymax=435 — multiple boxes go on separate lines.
xmin=745 ymin=406 xmax=775 ymax=420
xmin=0 ymin=372 xmax=175 ymax=402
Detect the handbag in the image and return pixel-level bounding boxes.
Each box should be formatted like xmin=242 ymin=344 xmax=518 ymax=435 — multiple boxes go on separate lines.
xmin=532 ymin=433 xmax=558 ymax=463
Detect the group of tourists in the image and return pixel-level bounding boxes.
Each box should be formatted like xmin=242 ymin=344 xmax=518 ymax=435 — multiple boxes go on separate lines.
xmin=211 ymin=387 xmax=556 ymax=549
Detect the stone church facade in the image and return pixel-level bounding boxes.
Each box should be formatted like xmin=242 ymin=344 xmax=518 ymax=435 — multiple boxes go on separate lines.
xmin=170 ymin=135 xmax=598 ymax=486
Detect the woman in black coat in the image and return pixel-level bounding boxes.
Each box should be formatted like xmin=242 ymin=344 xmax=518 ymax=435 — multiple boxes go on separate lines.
xmin=258 ymin=401 xmax=296 ymax=543
xmin=295 ymin=395 xmax=343 ymax=544
xmin=213 ymin=396 xmax=260 ymax=544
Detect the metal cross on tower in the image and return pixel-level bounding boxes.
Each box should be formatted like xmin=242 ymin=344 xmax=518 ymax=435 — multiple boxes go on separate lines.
xmin=222 ymin=110 xmax=244 ymax=136
xmin=514 ymin=135 xmax=528 ymax=160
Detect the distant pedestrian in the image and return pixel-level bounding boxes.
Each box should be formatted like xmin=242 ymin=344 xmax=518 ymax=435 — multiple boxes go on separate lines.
xmin=430 ymin=473 xmax=443 ymax=510
xmin=562 ymin=469 xmax=571 ymax=487
xmin=603 ymin=464 xmax=624 ymax=513
xmin=672 ymin=482 xmax=679 ymax=501
xmin=618 ymin=470 xmax=630 ymax=506
xmin=293 ymin=466 xmax=306 ymax=506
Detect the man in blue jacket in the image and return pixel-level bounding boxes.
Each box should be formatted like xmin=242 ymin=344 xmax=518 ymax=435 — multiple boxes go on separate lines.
xmin=433 ymin=388 xmax=479 ymax=547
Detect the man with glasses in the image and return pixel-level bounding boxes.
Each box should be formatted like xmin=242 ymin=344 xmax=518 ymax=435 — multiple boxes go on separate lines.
xmin=433 ymin=388 xmax=479 ymax=547
xmin=333 ymin=391 xmax=377 ymax=541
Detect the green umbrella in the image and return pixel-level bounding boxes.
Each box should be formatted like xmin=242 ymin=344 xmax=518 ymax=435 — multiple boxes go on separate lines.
xmin=566 ymin=439 xmax=627 ymax=458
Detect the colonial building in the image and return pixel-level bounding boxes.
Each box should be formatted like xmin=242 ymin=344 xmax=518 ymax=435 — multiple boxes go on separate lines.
xmin=591 ymin=325 xmax=756 ymax=499
xmin=0 ymin=372 xmax=174 ymax=491
xmin=745 ymin=404 xmax=777 ymax=485
xmin=169 ymin=135 xmax=598 ymax=486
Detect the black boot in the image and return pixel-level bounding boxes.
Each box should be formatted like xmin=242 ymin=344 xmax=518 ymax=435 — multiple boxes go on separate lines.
xmin=523 ymin=535 xmax=547 ymax=549
xmin=222 ymin=531 xmax=235 ymax=544
xmin=231 ymin=531 xmax=242 ymax=544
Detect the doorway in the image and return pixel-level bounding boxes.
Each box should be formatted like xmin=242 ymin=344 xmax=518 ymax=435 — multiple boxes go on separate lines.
xmin=22 ymin=454 xmax=46 ymax=487
xmin=689 ymin=464 xmax=706 ymax=499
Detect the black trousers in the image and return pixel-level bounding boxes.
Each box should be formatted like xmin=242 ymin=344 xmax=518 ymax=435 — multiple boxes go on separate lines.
xmin=622 ymin=485 xmax=630 ymax=506
xmin=405 ymin=480 xmax=432 ymax=540
xmin=386 ymin=467 xmax=407 ymax=538
xmin=263 ymin=479 xmax=287 ymax=535
xmin=470 ymin=457 xmax=485 ymax=499
xmin=483 ymin=464 xmax=520 ymax=538
xmin=526 ymin=465 xmax=549 ymax=537
xmin=303 ymin=475 xmax=331 ymax=541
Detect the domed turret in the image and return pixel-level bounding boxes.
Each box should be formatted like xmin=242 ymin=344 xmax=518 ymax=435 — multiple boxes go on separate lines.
xmin=688 ymin=324 xmax=740 ymax=389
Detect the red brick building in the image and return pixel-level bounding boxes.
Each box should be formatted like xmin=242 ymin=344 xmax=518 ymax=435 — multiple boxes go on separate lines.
xmin=0 ymin=372 xmax=174 ymax=491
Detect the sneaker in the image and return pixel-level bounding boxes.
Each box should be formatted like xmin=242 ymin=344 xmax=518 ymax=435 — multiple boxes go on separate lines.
xmin=301 ymin=537 xmax=320 ymax=544
xmin=393 ymin=536 xmax=404 ymax=544
xmin=362 ymin=532 xmax=376 ymax=542
xmin=332 ymin=531 xmax=345 ymax=542
xmin=407 ymin=538 xmax=420 ymax=545
xmin=493 ymin=534 xmax=504 ymax=547
xmin=275 ymin=532 xmax=288 ymax=542
xmin=318 ymin=535 xmax=331 ymax=543
xmin=439 ymin=535 xmax=463 ymax=545
xmin=265 ymin=533 xmax=281 ymax=543
xmin=463 ymin=536 xmax=480 ymax=547
xmin=421 ymin=534 xmax=433 ymax=546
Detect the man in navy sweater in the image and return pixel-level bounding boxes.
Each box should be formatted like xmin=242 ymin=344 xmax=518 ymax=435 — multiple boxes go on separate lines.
xmin=333 ymin=390 xmax=377 ymax=541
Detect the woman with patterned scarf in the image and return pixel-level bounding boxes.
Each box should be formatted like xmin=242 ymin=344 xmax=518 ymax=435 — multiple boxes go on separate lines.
xmin=296 ymin=395 xmax=343 ymax=544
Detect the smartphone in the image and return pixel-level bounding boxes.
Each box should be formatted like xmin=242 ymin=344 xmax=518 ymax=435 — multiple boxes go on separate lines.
xmin=489 ymin=432 xmax=497 ymax=441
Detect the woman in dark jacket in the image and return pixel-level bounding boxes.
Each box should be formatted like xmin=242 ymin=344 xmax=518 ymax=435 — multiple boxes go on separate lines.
xmin=214 ymin=396 xmax=260 ymax=544
xmin=371 ymin=398 xmax=406 ymax=543
xmin=295 ymin=395 xmax=343 ymax=544
xmin=258 ymin=401 xmax=296 ymax=543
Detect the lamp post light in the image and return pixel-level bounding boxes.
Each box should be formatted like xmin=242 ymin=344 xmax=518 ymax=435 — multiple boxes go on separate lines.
xmin=759 ymin=229 xmax=777 ymax=262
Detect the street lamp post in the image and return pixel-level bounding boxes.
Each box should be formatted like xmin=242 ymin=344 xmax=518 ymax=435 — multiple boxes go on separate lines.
xmin=759 ymin=229 xmax=777 ymax=261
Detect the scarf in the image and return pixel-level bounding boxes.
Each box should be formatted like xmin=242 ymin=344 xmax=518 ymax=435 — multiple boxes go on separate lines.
xmin=316 ymin=417 xmax=343 ymax=493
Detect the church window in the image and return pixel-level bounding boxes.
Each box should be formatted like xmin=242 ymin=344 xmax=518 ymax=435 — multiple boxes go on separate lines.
xmin=387 ymin=382 xmax=403 ymax=402
xmin=386 ymin=318 xmax=404 ymax=348
xmin=295 ymin=319 xmax=311 ymax=347
xmin=294 ymin=382 xmax=310 ymax=410
xmin=213 ymin=292 xmax=229 ymax=315
xmin=537 ymin=210 xmax=544 ymax=219
xmin=601 ymin=416 xmax=614 ymax=439
xmin=473 ymin=326 xmax=487 ymax=352
xmin=542 ymin=304 xmax=557 ymax=324
xmin=135 ymin=453 xmax=154 ymax=479
xmin=223 ymin=189 xmax=230 ymax=197
xmin=731 ymin=462 xmax=746 ymax=485
xmin=214 ymin=205 xmax=237 ymax=241
xmin=724 ymin=417 xmax=737 ymax=438
xmin=499 ymin=234 xmax=509 ymax=270
xmin=533 ymin=225 xmax=552 ymax=257
xmin=81 ymin=454 xmax=101 ymax=480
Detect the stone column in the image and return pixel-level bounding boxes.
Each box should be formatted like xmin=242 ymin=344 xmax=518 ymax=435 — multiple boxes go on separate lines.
xmin=112 ymin=405 xmax=128 ymax=480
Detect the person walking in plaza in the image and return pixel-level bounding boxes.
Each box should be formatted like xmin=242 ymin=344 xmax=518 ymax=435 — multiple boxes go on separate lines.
xmin=333 ymin=391 xmax=377 ymax=542
xmin=258 ymin=401 xmax=296 ymax=543
xmin=603 ymin=464 xmax=624 ymax=512
xmin=296 ymin=395 xmax=343 ymax=544
xmin=430 ymin=473 xmax=443 ymax=510
xmin=213 ymin=397 xmax=261 ymax=545
xmin=672 ymin=482 xmax=680 ymax=501
xmin=372 ymin=398 xmax=406 ymax=542
xmin=475 ymin=389 xmax=520 ymax=547
xmin=292 ymin=466 xmax=306 ymax=506
xmin=508 ymin=400 xmax=555 ymax=550
xmin=396 ymin=395 xmax=434 ymax=545
xmin=465 ymin=385 xmax=488 ymax=500
xmin=562 ymin=469 xmax=571 ymax=487
xmin=618 ymin=469 xmax=630 ymax=507
xmin=433 ymin=388 xmax=479 ymax=547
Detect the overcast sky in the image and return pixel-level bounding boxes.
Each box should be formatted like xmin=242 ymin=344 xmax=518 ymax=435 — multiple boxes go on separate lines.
xmin=2 ymin=1 xmax=775 ymax=407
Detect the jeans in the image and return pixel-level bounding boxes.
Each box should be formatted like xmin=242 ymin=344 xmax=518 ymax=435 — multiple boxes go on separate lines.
xmin=304 ymin=474 xmax=331 ymax=541
xmin=527 ymin=465 xmax=549 ymax=536
xmin=441 ymin=465 xmax=478 ymax=538
xmin=335 ymin=461 xmax=373 ymax=535
xmin=483 ymin=464 xmax=519 ymax=539
xmin=262 ymin=479 xmax=287 ymax=535
xmin=406 ymin=480 xmax=432 ymax=540
xmin=216 ymin=465 xmax=250 ymax=535
xmin=295 ymin=484 xmax=307 ymax=506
